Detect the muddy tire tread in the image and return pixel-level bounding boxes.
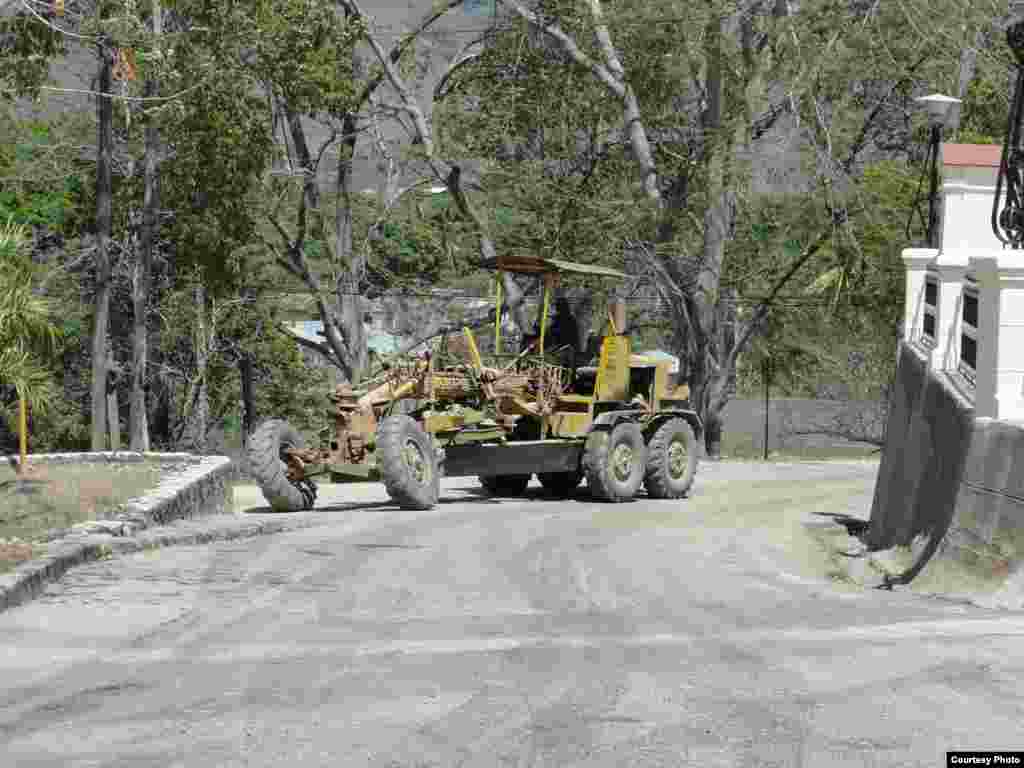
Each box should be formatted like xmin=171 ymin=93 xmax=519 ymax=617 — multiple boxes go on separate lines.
xmin=644 ymin=418 xmax=699 ymax=499
xmin=247 ymin=420 xmax=309 ymax=512
xmin=583 ymin=421 xmax=646 ymax=502
xmin=378 ymin=415 xmax=440 ymax=510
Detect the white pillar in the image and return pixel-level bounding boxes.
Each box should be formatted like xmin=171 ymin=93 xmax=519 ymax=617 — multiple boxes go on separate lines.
xmin=902 ymin=248 xmax=938 ymax=346
xmin=931 ymin=248 xmax=970 ymax=372
xmin=970 ymin=255 xmax=999 ymax=418
xmin=995 ymin=251 xmax=1024 ymax=421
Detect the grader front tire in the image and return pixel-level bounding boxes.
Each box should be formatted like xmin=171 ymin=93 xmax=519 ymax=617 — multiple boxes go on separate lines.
xmin=377 ymin=415 xmax=440 ymax=510
xmin=247 ymin=420 xmax=313 ymax=512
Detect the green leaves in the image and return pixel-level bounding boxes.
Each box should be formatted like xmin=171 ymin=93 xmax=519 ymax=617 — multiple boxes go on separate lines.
xmin=0 ymin=220 xmax=61 ymax=417
xmin=0 ymin=11 xmax=66 ymax=100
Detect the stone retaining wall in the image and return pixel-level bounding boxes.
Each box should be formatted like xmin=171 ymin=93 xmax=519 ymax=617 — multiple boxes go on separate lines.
xmin=4 ymin=451 xmax=236 ymax=537
xmin=0 ymin=451 xmax=240 ymax=613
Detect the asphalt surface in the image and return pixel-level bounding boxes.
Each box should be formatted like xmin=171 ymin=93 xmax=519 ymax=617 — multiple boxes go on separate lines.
xmin=1 ymin=461 xmax=1022 ymax=767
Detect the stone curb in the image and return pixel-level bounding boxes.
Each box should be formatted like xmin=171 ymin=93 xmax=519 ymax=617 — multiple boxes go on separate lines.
xmin=0 ymin=513 xmax=322 ymax=613
xmin=0 ymin=452 xmax=250 ymax=614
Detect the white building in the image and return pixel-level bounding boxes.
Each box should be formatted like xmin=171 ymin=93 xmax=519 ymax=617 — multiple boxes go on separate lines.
xmin=902 ymin=143 xmax=1024 ymax=421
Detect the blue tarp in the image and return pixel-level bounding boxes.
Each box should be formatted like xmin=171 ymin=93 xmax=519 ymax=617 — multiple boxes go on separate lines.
xmin=288 ymin=322 xmax=401 ymax=355
xmin=463 ymin=0 xmax=496 ymax=16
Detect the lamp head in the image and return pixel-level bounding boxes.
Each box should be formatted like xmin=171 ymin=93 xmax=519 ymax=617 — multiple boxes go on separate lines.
xmin=915 ymin=94 xmax=962 ymax=127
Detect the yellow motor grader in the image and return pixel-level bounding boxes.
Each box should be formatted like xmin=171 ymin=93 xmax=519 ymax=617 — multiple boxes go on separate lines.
xmin=246 ymin=255 xmax=701 ymax=511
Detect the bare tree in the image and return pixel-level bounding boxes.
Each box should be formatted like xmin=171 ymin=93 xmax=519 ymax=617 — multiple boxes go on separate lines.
xmin=129 ymin=0 xmax=161 ymax=451
xmin=90 ymin=37 xmax=114 ymax=450
xmin=271 ymin=0 xmax=536 ymax=384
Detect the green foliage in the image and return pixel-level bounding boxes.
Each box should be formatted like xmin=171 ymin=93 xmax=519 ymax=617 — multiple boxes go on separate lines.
xmin=0 ymin=110 xmax=91 ymax=233
xmin=0 ymin=11 xmax=67 ymax=100
xmin=731 ymin=160 xmax=914 ymax=398
xmin=155 ymin=271 xmax=326 ymax=444
xmin=158 ymin=68 xmax=275 ymax=289
xmin=959 ymin=68 xmax=1009 ymax=145
xmin=168 ymin=0 xmax=363 ymax=116
xmin=0 ymin=220 xmax=62 ymax=431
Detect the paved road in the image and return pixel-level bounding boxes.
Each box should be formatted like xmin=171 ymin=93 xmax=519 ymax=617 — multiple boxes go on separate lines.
xmin=2 ymin=461 xmax=1022 ymax=767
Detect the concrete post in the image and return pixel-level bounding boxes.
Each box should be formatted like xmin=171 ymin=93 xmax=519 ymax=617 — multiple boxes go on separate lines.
xmin=901 ymin=248 xmax=938 ymax=347
xmin=995 ymin=251 xmax=1024 ymax=420
xmin=970 ymin=255 xmax=999 ymax=419
xmin=930 ymin=248 xmax=970 ymax=372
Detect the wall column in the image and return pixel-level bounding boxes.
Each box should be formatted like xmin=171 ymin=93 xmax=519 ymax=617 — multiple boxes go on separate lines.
xmin=901 ymin=248 xmax=938 ymax=347
xmin=995 ymin=251 xmax=1024 ymax=421
xmin=930 ymin=249 xmax=969 ymax=372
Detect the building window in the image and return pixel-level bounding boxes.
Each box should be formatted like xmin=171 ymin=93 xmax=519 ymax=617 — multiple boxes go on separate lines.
xmin=922 ymin=276 xmax=938 ymax=345
xmin=959 ymin=285 xmax=978 ymax=385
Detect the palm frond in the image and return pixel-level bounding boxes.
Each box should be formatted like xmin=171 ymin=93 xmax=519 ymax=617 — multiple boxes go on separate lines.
xmin=0 ymin=346 xmax=58 ymax=416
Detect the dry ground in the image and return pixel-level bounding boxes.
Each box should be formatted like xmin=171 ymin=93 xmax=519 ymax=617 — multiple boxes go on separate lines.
xmin=0 ymin=461 xmax=163 ymax=572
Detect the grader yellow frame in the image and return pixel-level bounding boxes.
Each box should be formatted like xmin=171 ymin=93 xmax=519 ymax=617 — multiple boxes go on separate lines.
xmin=247 ymin=255 xmax=701 ymax=512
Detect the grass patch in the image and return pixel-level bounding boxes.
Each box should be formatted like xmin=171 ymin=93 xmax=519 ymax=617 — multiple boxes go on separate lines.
xmin=719 ymin=429 xmax=879 ymax=462
xmin=899 ymin=531 xmax=1024 ymax=597
xmin=0 ymin=461 xmax=164 ymax=572
xmin=592 ymin=472 xmax=877 ymax=589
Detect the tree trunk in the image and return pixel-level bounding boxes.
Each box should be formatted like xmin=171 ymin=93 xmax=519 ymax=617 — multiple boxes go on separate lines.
xmin=239 ymin=351 xmax=255 ymax=445
xmin=107 ymin=390 xmax=120 ymax=450
xmin=129 ymin=0 xmax=161 ymax=452
xmin=690 ymin=11 xmax=731 ymax=459
xmin=180 ymin=282 xmax=210 ymax=452
xmin=336 ymin=109 xmax=367 ymax=385
xmin=90 ymin=42 xmax=114 ymax=451
xmin=947 ymin=26 xmax=983 ymax=137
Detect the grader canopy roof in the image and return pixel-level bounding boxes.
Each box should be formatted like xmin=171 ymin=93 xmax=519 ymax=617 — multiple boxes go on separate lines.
xmin=480 ymin=255 xmax=628 ymax=280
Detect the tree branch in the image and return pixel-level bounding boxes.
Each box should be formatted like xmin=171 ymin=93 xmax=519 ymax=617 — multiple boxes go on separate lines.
xmin=714 ymin=225 xmax=832 ymax=414
xmin=840 ymin=52 xmax=930 ymax=175
xmin=342 ymin=0 xmax=465 ymax=112
xmin=498 ymin=0 xmax=624 ymax=98
xmin=343 ymin=0 xmax=533 ymax=335
xmin=499 ymin=0 xmax=661 ymax=203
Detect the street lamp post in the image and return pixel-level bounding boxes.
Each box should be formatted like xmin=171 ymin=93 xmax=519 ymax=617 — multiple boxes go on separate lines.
xmin=907 ymin=94 xmax=960 ymax=249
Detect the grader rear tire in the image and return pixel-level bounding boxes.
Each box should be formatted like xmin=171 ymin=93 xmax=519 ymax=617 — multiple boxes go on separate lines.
xmin=644 ymin=418 xmax=699 ymax=499
xmin=247 ymin=420 xmax=312 ymax=512
xmin=378 ymin=415 xmax=440 ymax=510
xmin=583 ymin=421 xmax=646 ymax=502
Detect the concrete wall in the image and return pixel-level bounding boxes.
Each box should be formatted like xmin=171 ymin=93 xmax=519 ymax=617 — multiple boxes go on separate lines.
xmin=868 ymin=342 xmax=1024 ymax=580
xmin=947 ymin=420 xmax=1024 ymax=568
xmin=868 ymin=342 xmax=974 ymax=553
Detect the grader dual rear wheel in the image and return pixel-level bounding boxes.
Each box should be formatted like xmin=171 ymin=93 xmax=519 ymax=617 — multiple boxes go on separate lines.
xmin=644 ymin=418 xmax=699 ymax=499
xmin=583 ymin=421 xmax=646 ymax=502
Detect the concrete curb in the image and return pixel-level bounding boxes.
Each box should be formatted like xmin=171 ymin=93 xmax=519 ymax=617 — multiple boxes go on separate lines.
xmin=0 ymin=452 xmax=250 ymax=614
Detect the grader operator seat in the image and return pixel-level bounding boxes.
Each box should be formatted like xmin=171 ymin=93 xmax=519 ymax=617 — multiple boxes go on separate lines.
xmin=480 ymin=253 xmax=628 ymax=378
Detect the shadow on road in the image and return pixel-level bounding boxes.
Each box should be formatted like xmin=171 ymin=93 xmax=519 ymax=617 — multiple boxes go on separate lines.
xmin=236 ymin=482 xmax=687 ymax=516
